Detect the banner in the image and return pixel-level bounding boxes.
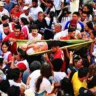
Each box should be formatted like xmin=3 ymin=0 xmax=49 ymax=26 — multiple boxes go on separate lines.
xmin=17 ymin=40 xmax=93 ymax=56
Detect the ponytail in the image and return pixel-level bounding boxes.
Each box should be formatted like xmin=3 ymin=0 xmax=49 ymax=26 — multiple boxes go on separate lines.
xmin=35 ymin=76 xmax=43 ymax=92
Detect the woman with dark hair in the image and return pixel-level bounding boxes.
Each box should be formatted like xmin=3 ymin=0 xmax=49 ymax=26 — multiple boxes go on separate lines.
xmin=20 ymin=17 xmax=29 ymax=39
xmin=82 ymin=4 xmax=93 ymax=21
xmin=1 ymin=42 xmax=12 ymax=69
xmin=30 ymin=64 xmax=56 ymax=96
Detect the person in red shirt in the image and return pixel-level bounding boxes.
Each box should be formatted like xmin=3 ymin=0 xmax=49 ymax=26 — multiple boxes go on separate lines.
xmin=10 ymin=4 xmax=22 ymax=21
xmin=44 ymin=41 xmax=67 ymax=71
xmin=60 ymin=27 xmax=76 ymax=40
xmin=3 ymin=24 xmax=26 ymax=54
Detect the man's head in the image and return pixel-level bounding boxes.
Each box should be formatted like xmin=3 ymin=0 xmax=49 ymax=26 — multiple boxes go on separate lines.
xmin=50 ymin=41 xmax=60 ymax=53
xmin=47 ymin=0 xmax=53 ymax=8
xmin=78 ymin=67 xmax=88 ymax=81
xmin=81 ymin=12 xmax=88 ymax=21
xmin=38 ymin=12 xmax=44 ymax=21
xmin=31 ymin=24 xmax=38 ymax=35
xmin=23 ymin=6 xmax=30 ymax=15
xmin=72 ymin=12 xmax=80 ymax=21
xmin=1 ymin=15 xmax=9 ymax=24
xmin=3 ymin=23 xmax=10 ymax=35
xmin=85 ymin=21 xmax=93 ymax=31
xmin=14 ymin=25 xmax=21 ymax=37
xmin=68 ymin=27 xmax=76 ymax=39
xmin=16 ymin=48 xmax=26 ymax=61
xmin=52 ymin=59 xmax=63 ymax=71
xmin=32 ymin=0 xmax=38 ymax=8
xmin=54 ymin=24 xmax=62 ymax=33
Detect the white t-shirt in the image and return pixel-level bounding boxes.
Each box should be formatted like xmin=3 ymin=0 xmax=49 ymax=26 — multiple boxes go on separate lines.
xmin=19 ymin=13 xmax=30 ymax=22
xmin=54 ymin=30 xmax=68 ymax=40
xmin=28 ymin=33 xmax=42 ymax=40
xmin=54 ymin=72 xmax=67 ymax=84
xmin=0 ymin=8 xmax=9 ymax=18
xmin=54 ymin=0 xmax=62 ymax=10
xmin=54 ymin=29 xmax=80 ymax=40
xmin=9 ymin=80 xmax=26 ymax=88
xmin=24 ymin=0 xmax=41 ymax=6
xmin=29 ymin=70 xmax=53 ymax=94
xmin=29 ymin=6 xmax=43 ymax=21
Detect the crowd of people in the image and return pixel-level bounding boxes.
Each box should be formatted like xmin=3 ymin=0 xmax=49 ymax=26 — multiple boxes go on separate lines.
xmin=0 ymin=0 xmax=96 ymax=96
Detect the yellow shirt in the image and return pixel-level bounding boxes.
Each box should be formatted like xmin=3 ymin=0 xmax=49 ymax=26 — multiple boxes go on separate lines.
xmin=71 ymin=72 xmax=87 ymax=96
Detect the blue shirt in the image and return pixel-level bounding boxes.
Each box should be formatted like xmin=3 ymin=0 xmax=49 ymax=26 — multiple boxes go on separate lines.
xmin=4 ymin=2 xmax=14 ymax=12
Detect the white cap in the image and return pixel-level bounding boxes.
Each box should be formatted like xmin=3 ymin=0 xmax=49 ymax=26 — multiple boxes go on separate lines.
xmin=23 ymin=6 xmax=29 ymax=11
xmin=0 ymin=1 xmax=4 ymax=6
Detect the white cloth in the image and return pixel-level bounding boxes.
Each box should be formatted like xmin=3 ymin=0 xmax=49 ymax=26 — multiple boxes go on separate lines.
xmin=28 ymin=33 xmax=42 ymax=40
xmin=54 ymin=72 xmax=67 ymax=84
xmin=9 ymin=80 xmax=26 ymax=88
xmin=29 ymin=6 xmax=43 ymax=21
xmin=24 ymin=88 xmax=35 ymax=96
xmin=54 ymin=30 xmax=68 ymax=40
xmin=70 ymin=0 xmax=79 ymax=13
xmin=54 ymin=29 xmax=80 ymax=40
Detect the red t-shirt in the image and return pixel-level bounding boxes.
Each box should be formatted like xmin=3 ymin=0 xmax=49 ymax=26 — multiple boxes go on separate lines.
xmin=3 ymin=32 xmax=26 ymax=54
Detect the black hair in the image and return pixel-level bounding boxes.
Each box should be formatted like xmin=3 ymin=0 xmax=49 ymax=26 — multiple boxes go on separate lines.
xmin=38 ymin=11 xmax=43 ymax=15
xmin=59 ymin=77 xmax=74 ymax=96
xmin=49 ymin=41 xmax=61 ymax=48
xmin=1 ymin=42 xmax=10 ymax=51
xmin=35 ymin=64 xmax=52 ymax=92
xmin=0 ymin=80 xmax=10 ymax=93
xmin=7 ymin=86 xmax=20 ymax=96
xmin=3 ymin=23 xmax=9 ymax=27
xmin=32 ymin=0 xmax=38 ymax=3
xmin=47 ymin=0 xmax=53 ymax=5
xmin=82 ymin=58 xmax=89 ymax=68
xmin=20 ymin=17 xmax=29 ymax=25
xmin=0 ymin=57 xmax=4 ymax=66
xmin=14 ymin=24 xmax=21 ymax=31
xmin=68 ymin=27 xmax=76 ymax=33
xmin=17 ymin=48 xmax=26 ymax=59
xmin=29 ymin=60 xmax=41 ymax=72
xmin=82 ymin=11 xmax=88 ymax=15
xmin=31 ymin=24 xmax=38 ymax=30
xmin=1 ymin=15 xmax=9 ymax=21
xmin=86 ymin=21 xmax=94 ymax=30
xmin=11 ymin=68 xmax=20 ymax=81
xmin=73 ymin=12 xmax=80 ymax=17
xmin=92 ymin=30 xmax=96 ymax=37
xmin=78 ymin=67 xmax=88 ymax=78
xmin=52 ymin=59 xmax=63 ymax=71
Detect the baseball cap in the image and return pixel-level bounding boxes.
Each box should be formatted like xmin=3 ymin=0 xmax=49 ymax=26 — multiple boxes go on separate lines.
xmin=17 ymin=63 xmax=27 ymax=71
xmin=23 ymin=6 xmax=29 ymax=11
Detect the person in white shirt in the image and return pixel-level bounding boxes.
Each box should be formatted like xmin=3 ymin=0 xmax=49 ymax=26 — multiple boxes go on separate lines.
xmin=52 ymin=59 xmax=67 ymax=84
xmin=28 ymin=24 xmax=43 ymax=40
xmin=29 ymin=64 xmax=56 ymax=96
xmin=54 ymin=24 xmax=67 ymax=40
xmin=19 ymin=6 xmax=31 ymax=22
xmin=0 ymin=1 xmax=9 ymax=19
xmin=29 ymin=0 xmax=43 ymax=21
xmin=53 ymin=0 xmax=62 ymax=16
